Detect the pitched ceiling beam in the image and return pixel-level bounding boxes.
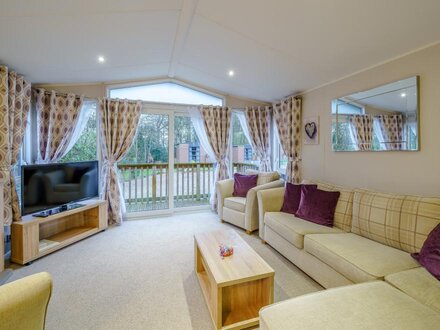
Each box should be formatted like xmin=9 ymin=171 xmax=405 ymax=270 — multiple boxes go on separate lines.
xmin=168 ymin=0 xmax=199 ymax=78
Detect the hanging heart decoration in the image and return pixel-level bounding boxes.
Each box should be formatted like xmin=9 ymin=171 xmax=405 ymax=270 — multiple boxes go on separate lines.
xmin=305 ymin=122 xmax=317 ymax=139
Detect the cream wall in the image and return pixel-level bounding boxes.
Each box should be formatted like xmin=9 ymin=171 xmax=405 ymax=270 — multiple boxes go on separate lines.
xmin=301 ymin=43 xmax=440 ymax=195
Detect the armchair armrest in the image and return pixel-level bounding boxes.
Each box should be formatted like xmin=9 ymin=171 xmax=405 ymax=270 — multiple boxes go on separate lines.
xmin=216 ymin=178 xmax=234 ymax=218
xmin=257 ymin=187 xmax=285 ymax=239
xmin=0 ymin=272 xmax=52 ymax=330
xmin=244 ymin=179 xmax=285 ymax=232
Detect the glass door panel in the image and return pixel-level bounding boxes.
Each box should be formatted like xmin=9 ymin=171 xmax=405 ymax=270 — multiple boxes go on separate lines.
xmin=231 ymin=113 xmax=259 ymax=173
xmin=119 ymin=113 xmax=169 ymax=212
xmin=174 ymin=115 xmax=214 ymax=208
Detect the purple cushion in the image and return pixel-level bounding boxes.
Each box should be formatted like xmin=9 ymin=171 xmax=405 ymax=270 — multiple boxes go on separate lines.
xmin=281 ymin=183 xmax=317 ymax=214
xmin=411 ymin=223 xmax=440 ymax=281
xmin=232 ymin=173 xmax=258 ymax=197
xmin=295 ymin=185 xmax=340 ymax=227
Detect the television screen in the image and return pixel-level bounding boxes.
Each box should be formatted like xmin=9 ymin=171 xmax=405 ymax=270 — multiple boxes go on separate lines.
xmin=21 ymin=161 xmax=99 ymax=216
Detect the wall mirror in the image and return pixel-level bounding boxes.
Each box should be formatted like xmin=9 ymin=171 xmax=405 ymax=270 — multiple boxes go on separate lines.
xmin=331 ymin=76 xmax=419 ymax=151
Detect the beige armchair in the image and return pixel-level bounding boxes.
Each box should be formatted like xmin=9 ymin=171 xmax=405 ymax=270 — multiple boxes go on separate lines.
xmin=0 ymin=272 xmax=52 ymax=330
xmin=216 ymin=171 xmax=284 ymax=234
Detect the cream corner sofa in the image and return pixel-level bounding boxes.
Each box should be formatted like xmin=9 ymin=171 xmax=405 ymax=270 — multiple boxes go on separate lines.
xmin=257 ymin=181 xmax=440 ymax=328
xmin=216 ymin=171 xmax=284 ymax=233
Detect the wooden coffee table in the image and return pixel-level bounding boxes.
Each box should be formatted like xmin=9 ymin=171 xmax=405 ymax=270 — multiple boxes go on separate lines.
xmin=194 ymin=229 xmax=274 ymax=330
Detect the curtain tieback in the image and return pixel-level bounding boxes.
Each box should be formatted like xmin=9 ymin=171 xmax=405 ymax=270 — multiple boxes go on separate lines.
xmin=218 ymin=155 xmax=228 ymax=162
xmin=102 ymin=160 xmax=117 ymax=168
xmin=288 ymin=157 xmax=302 ymax=162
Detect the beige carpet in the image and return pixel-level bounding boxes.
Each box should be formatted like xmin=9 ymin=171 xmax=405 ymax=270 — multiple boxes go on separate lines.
xmin=8 ymin=211 xmax=322 ymax=330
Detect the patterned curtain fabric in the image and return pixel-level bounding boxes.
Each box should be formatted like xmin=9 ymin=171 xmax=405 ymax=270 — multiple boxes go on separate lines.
xmin=34 ymin=89 xmax=84 ymax=163
xmin=349 ymin=114 xmax=373 ymax=151
xmin=244 ymin=106 xmax=272 ymax=171
xmin=199 ymin=105 xmax=232 ymax=209
xmin=273 ymin=97 xmax=302 ymax=183
xmin=377 ymin=114 xmax=404 ymax=150
xmin=0 ymin=66 xmax=31 ymax=224
xmin=99 ymin=98 xmax=141 ymax=224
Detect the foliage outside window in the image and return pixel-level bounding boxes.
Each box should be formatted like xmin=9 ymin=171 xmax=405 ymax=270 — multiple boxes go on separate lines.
xmin=121 ymin=113 xmax=169 ymax=164
xmin=231 ymin=113 xmax=257 ymax=172
xmin=61 ymin=108 xmax=97 ymax=162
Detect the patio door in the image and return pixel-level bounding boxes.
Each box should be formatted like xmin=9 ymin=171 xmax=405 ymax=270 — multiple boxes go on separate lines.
xmin=119 ymin=110 xmax=172 ymax=214
xmin=118 ymin=107 xmax=215 ymax=216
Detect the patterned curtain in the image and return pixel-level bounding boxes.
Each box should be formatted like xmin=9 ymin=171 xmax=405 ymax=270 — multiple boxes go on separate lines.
xmin=377 ymin=114 xmax=404 ymax=150
xmin=273 ymin=97 xmax=301 ymax=183
xmin=34 ymin=89 xmax=84 ymax=163
xmin=99 ymin=98 xmax=141 ymax=224
xmin=245 ymin=106 xmax=272 ymax=171
xmin=199 ymin=106 xmax=232 ymax=209
xmin=0 ymin=66 xmax=31 ymax=224
xmin=349 ymin=114 xmax=373 ymax=151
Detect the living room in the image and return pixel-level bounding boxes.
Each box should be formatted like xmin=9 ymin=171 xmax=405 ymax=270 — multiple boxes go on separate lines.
xmin=1 ymin=1 xmax=439 ymax=329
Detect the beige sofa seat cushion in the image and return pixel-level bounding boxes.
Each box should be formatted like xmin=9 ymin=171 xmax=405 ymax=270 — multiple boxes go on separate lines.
xmin=265 ymin=212 xmax=343 ymax=249
xmin=223 ymin=196 xmax=246 ymax=213
xmin=303 ymin=180 xmax=354 ymax=232
xmin=352 ymin=189 xmax=440 ymax=253
xmin=259 ymin=281 xmax=440 ymax=330
xmin=304 ymin=233 xmax=419 ymax=283
xmin=385 ymin=267 xmax=440 ymax=313
xmin=246 ymin=170 xmax=280 ymax=186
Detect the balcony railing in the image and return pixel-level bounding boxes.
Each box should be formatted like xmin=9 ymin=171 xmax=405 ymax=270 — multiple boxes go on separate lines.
xmin=232 ymin=162 xmax=259 ymax=174
xmin=118 ymin=162 xmax=258 ymax=213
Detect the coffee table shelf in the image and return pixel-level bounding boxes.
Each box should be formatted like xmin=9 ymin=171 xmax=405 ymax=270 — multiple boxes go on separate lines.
xmin=195 ymin=229 xmax=274 ymax=330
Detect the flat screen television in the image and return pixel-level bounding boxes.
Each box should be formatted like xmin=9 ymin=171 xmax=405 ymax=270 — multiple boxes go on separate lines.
xmin=21 ymin=161 xmax=99 ymax=216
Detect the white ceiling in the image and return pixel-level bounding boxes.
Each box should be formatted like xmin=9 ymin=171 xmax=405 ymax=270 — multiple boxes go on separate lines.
xmin=1 ymin=0 xmax=439 ymax=102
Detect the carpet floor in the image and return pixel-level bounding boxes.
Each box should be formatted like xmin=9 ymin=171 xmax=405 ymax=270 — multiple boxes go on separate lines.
xmin=8 ymin=211 xmax=322 ymax=330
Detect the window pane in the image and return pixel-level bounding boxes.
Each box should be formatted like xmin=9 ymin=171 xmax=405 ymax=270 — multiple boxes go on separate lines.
xmin=110 ymin=82 xmax=223 ymax=106
xmin=174 ymin=115 xmax=213 ymax=164
xmin=231 ymin=113 xmax=258 ymax=173
xmin=174 ymin=115 xmax=214 ymax=208
xmin=61 ymin=106 xmax=97 ymax=162
xmin=120 ymin=114 xmax=169 ymax=164
xmin=119 ymin=113 xmax=170 ymax=212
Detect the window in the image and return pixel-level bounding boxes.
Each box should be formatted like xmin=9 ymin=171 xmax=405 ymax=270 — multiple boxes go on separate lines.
xmin=231 ymin=112 xmax=258 ymax=173
xmin=121 ymin=113 xmax=169 ymax=165
xmin=61 ymin=103 xmax=98 ymax=162
xmin=331 ymin=99 xmax=364 ymax=151
xmin=109 ymin=82 xmax=223 ymax=106
xmin=244 ymin=145 xmax=253 ymax=161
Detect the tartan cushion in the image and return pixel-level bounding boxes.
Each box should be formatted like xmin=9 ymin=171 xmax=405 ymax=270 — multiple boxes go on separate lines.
xmin=352 ymin=189 xmax=440 ymax=253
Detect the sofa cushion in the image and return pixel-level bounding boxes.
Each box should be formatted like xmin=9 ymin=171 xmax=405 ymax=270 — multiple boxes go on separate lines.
xmin=232 ymin=173 xmax=258 ymax=197
xmin=295 ymin=186 xmax=340 ymax=227
xmin=264 ymin=212 xmax=343 ymax=249
xmin=304 ymin=233 xmax=419 ymax=283
xmin=411 ymin=223 xmax=440 ymax=280
xmin=303 ymin=180 xmax=354 ymax=232
xmin=385 ymin=267 xmax=440 ymax=313
xmin=352 ymin=189 xmax=440 ymax=253
xmin=259 ymin=281 xmax=440 ymax=330
xmin=223 ymin=197 xmax=246 ymax=213
xmin=280 ymin=183 xmax=317 ymax=214
xmin=246 ymin=170 xmax=280 ymax=186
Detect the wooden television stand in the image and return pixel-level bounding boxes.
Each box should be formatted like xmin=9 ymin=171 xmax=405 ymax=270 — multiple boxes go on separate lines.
xmin=11 ymin=199 xmax=108 ymax=265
